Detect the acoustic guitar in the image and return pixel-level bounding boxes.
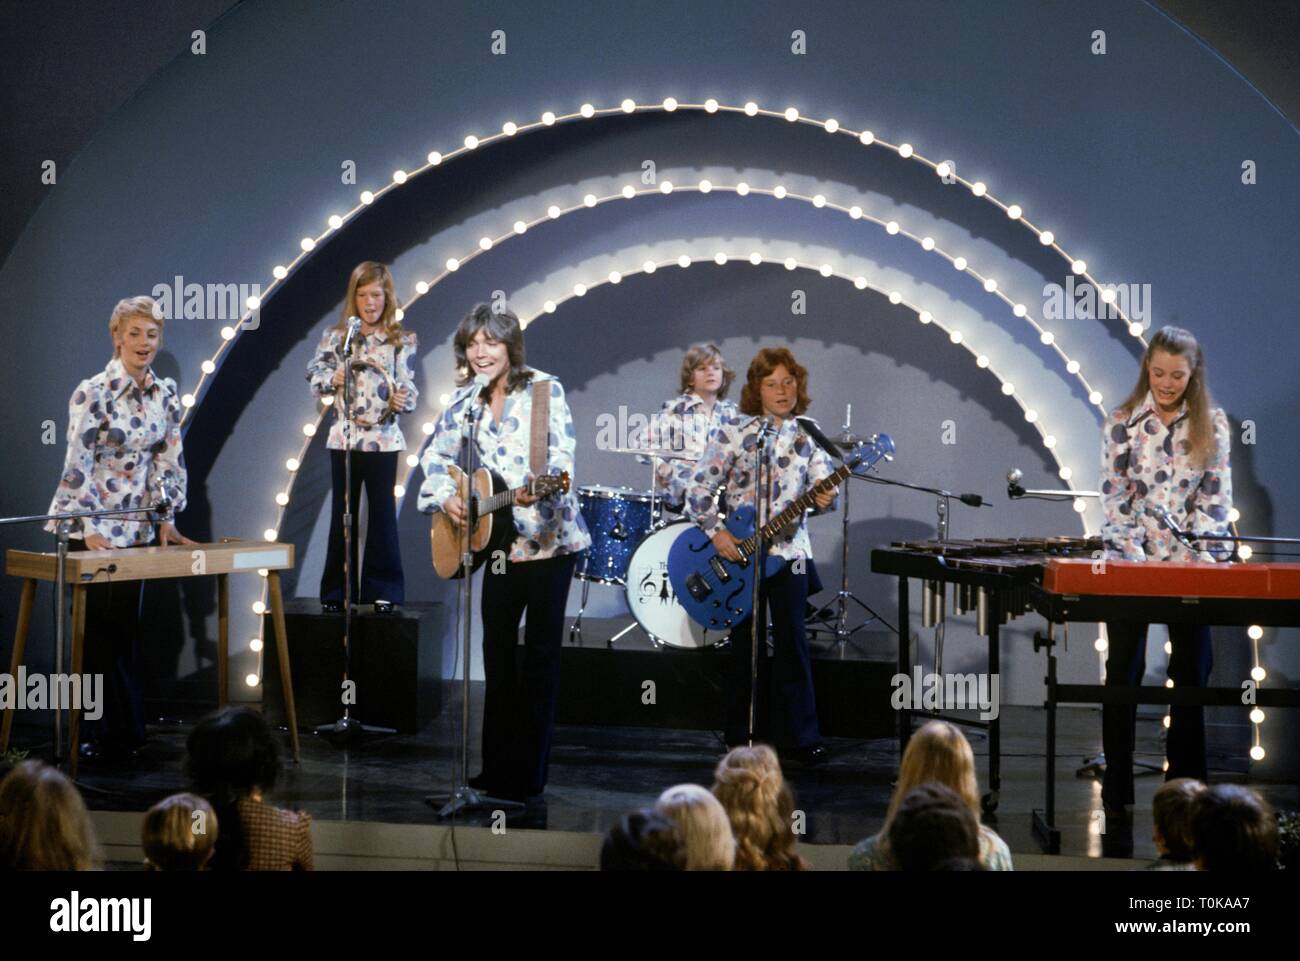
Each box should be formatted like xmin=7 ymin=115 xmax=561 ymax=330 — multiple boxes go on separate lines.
xmin=430 ymin=465 xmax=570 ymax=578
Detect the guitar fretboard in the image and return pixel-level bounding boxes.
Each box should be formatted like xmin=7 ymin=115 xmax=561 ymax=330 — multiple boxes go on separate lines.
xmin=738 ymin=462 xmax=852 ymax=556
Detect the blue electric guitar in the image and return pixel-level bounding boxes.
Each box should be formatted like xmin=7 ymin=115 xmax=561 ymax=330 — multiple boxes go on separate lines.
xmin=667 ymin=433 xmax=895 ymax=631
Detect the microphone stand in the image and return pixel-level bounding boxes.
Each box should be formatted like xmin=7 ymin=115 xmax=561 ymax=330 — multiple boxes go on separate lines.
xmin=745 ymin=420 xmax=774 ymax=746
xmin=428 ymin=385 xmax=521 ymax=816
xmin=0 ymin=503 xmax=165 ymax=769
xmin=316 ymin=331 xmax=395 ymax=742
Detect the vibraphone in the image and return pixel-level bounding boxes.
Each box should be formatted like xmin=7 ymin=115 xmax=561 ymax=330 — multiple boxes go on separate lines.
xmin=871 ymin=536 xmax=1102 ymax=813
xmin=2 ymin=539 xmax=301 ymax=776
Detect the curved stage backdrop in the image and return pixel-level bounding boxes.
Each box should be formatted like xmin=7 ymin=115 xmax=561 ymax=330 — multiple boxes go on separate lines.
xmin=1 ymin=0 xmax=1295 ymax=772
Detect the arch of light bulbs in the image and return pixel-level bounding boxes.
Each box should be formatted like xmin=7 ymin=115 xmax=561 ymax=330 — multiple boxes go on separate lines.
xmin=383 ymin=181 xmax=1113 ymax=409
xmin=177 ymin=96 xmax=1158 ymax=426
xmin=202 ymin=98 xmax=1265 ymax=762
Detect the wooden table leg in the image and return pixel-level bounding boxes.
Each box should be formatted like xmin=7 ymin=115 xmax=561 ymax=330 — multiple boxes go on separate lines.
xmin=0 ymin=579 xmax=37 ymax=751
xmin=68 ymin=585 xmax=87 ymax=780
xmin=267 ymin=572 xmax=300 ymax=763
xmin=217 ymin=573 xmax=229 ymax=706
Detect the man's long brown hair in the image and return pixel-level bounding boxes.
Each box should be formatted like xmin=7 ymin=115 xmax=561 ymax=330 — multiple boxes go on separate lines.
xmin=1117 ymin=326 xmax=1216 ymax=467
xmin=453 ymin=303 xmax=532 ymax=394
xmin=739 ymin=347 xmax=811 ymax=417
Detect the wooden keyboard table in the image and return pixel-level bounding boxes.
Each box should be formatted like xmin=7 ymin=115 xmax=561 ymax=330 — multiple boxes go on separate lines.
xmin=2 ymin=539 xmax=300 ymax=776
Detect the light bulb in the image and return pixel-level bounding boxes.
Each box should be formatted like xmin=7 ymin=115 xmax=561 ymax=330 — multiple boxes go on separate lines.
xmin=644 ymin=260 xmax=658 ymax=273
xmin=244 ymin=673 xmax=259 ymax=688
xmin=812 ymin=193 xmax=825 ymax=207
xmin=580 ymin=104 xmax=595 ymax=118
xmin=1094 ymin=638 xmax=1107 ymax=652
xmin=984 ymin=278 xmax=997 ymax=292
xmin=704 ymin=98 xmax=718 ymax=113
xmin=744 ymin=101 xmax=758 ymax=116
xmin=1039 ymin=230 xmax=1054 ymax=245
xmin=889 ymin=291 xmax=902 ymax=304
xmin=663 ymin=97 xmax=678 ymax=112
xmin=859 ymin=131 xmax=874 ymax=144
xmin=660 ymin=181 xmax=674 ymax=194
xmin=479 ymin=236 xmax=494 ymax=250
xmin=677 ymin=255 xmax=691 ymax=268
xmin=573 ymin=283 xmax=587 ymax=297
xmin=1249 ymin=745 xmax=1265 ymax=761
xmin=1251 ymin=666 xmax=1266 ymax=682
xmin=1071 ymin=259 xmax=1087 ymax=274
xmin=273 ymin=265 xmax=288 ymax=280
xmin=541 ymin=111 xmax=556 ymax=126
xmin=898 ymin=143 xmax=913 ymax=158
xmin=302 ymin=423 xmax=316 ymax=437
xmin=181 ymin=394 xmax=195 ymax=408
xmin=1043 ymin=435 xmax=1057 ymax=449
xmin=784 ymin=258 xmax=797 ymax=271
xmin=502 ymin=121 xmax=517 ymax=136
xmin=286 ymin=458 xmax=299 ymax=472
xmin=953 ymin=257 xmax=967 ymax=271
xmin=275 ymin=492 xmax=289 ymax=506
xmin=621 ymin=99 xmax=636 ymax=113
xmin=921 ymin=236 xmax=934 ymax=250
xmin=1248 ymin=625 xmax=1263 ymax=640
xmin=824 ymin=118 xmax=839 ymax=132
xmin=392 ymin=170 xmax=407 ymax=184
xmin=445 ymin=258 xmax=460 ymax=272
xmin=886 ymin=221 xmax=899 ymax=234
xmin=360 ymin=191 xmax=374 ymax=205
xmin=249 ymin=638 xmax=263 ymax=653
xmin=1002 ymin=382 xmax=1015 ymax=395
xmin=971 ymin=182 xmax=987 ymax=197
xmin=1041 ymin=331 xmax=1054 ymax=345
xmin=749 ymin=253 xmax=763 ymax=266
xmin=737 ymin=182 xmax=750 ymax=196
xmin=1006 ymin=204 xmax=1022 ymax=219
xmin=427 ymin=152 xmax=442 ymax=166
xmin=583 ymin=193 xmax=597 ymax=207
xmin=699 ymin=180 xmax=713 ymax=193
xmin=784 ymin=107 xmax=799 ymax=122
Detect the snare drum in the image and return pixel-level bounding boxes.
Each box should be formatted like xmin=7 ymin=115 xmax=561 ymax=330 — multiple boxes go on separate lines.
xmin=576 ymin=486 xmax=656 ymax=584
xmin=625 ymin=521 xmax=710 ymax=649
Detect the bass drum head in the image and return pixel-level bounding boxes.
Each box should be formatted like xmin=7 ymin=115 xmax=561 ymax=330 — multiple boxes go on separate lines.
xmin=625 ymin=522 xmax=711 ymax=650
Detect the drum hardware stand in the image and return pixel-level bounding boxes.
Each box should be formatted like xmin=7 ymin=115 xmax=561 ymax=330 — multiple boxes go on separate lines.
xmin=316 ymin=329 xmax=395 ymax=743
xmin=807 ymin=408 xmax=897 ymax=650
xmin=426 ymin=378 xmax=521 ymax=817
xmin=0 ymin=504 xmax=163 ymax=772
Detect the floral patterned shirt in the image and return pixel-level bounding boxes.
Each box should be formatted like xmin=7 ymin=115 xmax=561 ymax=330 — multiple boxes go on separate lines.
xmin=685 ymin=415 xmax=837 ymax=563
xmin=848 ymin=825 xmax=1014 ymax=871
xmin=1100 ymin=391 xmax=1233 ymax=563
xmin=633 ymin=393 xmax=742 ymax=506
xmin=306 ymin=327 xmax=419 ymax=451
xmin=45 ymin=357 xmax=187 ymax=547
xmin=417 ymin=370 xmax=592 ymax=563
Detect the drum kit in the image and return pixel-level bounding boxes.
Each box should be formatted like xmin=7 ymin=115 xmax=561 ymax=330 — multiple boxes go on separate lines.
xmin=570 ymin=446 xmax=718 ymax=650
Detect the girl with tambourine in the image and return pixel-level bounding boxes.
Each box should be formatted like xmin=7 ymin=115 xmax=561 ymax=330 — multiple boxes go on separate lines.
xmin=306 ymin=262 xmax=418 ymax=613
xmin=1099 ymin=325 xmax=1233 ymax=815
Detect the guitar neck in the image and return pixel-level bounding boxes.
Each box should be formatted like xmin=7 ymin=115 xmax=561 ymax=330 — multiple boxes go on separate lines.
xmin=739 ymin=462 xmax=851 ymax=555
xmin=478 ymin=483 xmax=529 ymax=517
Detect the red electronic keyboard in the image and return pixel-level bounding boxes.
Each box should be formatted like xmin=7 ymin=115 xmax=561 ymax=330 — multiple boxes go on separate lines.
xmin=1033 ymin=558 xmax=1300 ymax=625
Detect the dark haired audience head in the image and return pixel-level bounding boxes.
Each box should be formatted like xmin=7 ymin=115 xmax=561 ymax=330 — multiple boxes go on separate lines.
xmin=1191 ymin=784 xmax=1278 ymax=872
xmin=600 ymin=809 xmax=684 ymax=870
xmin=0 ymin=760 xmax=100 ymax=870
xmin=886 ymin=783 xmax=981 ymax=872
xmin=185 ymin=706 xmax=281 ymax=871
xmin=1152 ymin=778 xmax=1203 ymax=865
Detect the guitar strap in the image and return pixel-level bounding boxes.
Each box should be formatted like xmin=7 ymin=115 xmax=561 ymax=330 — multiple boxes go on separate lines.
xmin=529 ymin=378 xmax=550 ymax=479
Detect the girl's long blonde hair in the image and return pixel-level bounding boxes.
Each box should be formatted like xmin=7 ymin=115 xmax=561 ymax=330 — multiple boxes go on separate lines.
xmin=336 ymin=262 xmax=404 ymax=344
xmin=711 ymin=745 xmax=809 ymax=871
xmin=0 ymin=760 xmax=101 ymax=870
xmin=882 ymin=721 xmax=982 ymax=847
xmin=1117 ymin=326 xmax=1217 ymax=468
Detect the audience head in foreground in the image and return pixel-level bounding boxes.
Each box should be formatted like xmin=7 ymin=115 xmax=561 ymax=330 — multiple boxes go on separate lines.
xmin=849 ymin=720 xmax=1012 ymax=871
xmin=186 ymin=706 xmax=312 ymax=871
xmin=600 ymin=808 xmax=684 ymax=870
xmin=886 ymin=783 xmax=982 ymax=871
xmin=711 ymin=744 xmax=809 ymax=871
xmin=142 ymin=792 xmax=218 ymax=871
xmin=1150 ymin=778 xmax=1203 ymax=868
xmin=654 ymin=783 xmax=735 ymax=870
xmin=1191 ymin=784 xmax=1278 ymax=872
xmin=0 ymin=760 xmax=100 ymax=870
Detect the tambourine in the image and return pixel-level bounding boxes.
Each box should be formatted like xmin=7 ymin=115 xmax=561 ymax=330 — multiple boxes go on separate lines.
xmin=342 ymin=358 xmax=399 ymax=428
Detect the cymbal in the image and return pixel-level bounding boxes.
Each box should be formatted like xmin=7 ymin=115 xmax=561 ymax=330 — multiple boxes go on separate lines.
xmin=604 ymin=446 xmax=695 ymax=460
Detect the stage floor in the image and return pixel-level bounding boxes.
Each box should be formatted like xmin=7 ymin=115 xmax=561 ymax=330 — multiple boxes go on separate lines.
xmin=28 ymin=687 xmax=1296 ymax=864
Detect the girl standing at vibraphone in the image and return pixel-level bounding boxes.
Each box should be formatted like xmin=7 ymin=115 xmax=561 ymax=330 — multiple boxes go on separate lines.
xmin=306 ymin=261 xmax=419 ymax=614
xmin=1099 ymin=325 xmax=1233 ymax=815
xmin=46 ymin=295 xmax=192 ymax=760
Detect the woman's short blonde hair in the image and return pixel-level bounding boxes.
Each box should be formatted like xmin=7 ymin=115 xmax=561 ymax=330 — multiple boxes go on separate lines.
xmin=142 ymin=793 xmax=218 ymax=871
xmin=654 ymin=783 xmax=735 ymax=870
xmin=109 ymin=296 xmax=164 ymax=357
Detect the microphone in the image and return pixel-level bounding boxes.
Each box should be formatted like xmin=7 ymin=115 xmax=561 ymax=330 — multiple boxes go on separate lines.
xmin=1006 ymin=468 xmax=1026 ymax=499
xmin=472 ymin=372 xmax=491 ymax=397
xmin=341 ymin=316 xmax=363 ymax=353
xmin=958 ymin=493 xmax=987 ymax=508
xmin=757 ymin=415 xmax=777 ymax=437
xmin=796 ymin=415 xmax=844 ymax=460
xmin=150 ymin=475 xmax=173 ymax=514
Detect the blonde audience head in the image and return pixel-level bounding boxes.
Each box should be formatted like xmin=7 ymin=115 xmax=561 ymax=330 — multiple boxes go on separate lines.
xmin=711 ymin=745 xmax=809 ymax=871
xmin=142 ymin=793 xmax=219 ymax=871
xmin=0 ymin=760 xmax=100 ymax=870
xmin=654 ymin=783 xmax=735 ymax=870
